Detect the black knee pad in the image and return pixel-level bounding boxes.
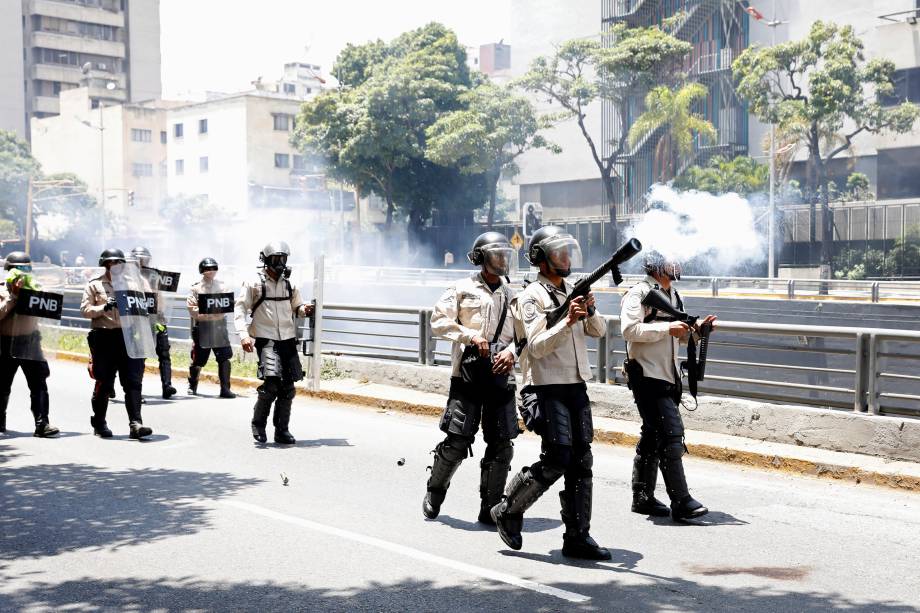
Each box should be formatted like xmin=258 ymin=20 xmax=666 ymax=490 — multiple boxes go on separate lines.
xmin=570 ymin=447 xmax=594 ymax=478
xmin=280 ymin=383 xmax=296 ymax=401
xmin=534 ymin=444 xmax=570 ymax=483
xmin=258 ymin=378 xmax=281 ymax=402
xmin=662 ymin=438 xmax=685 ymax=460
xmin=484 ymin=440 xmax=514 ymax=465
xmin=438 ymin=434 xmax=473 ymax=462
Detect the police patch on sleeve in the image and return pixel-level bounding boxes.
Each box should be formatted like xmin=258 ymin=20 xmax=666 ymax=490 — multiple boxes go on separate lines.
xmin=522 ymin=298 xmax=539 ymax=323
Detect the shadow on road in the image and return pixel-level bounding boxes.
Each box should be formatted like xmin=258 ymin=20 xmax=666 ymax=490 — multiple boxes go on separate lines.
xmin=503 ymin=546 xmax=645 ymax=571
xmin=436 ymin=514 xmax=562 ymax=534
xmin=646 ymin=510 xmax=748 ymax=527
xmin=1 ymin=575 xmax=912 ymax=612
xmin=0 ymin=462 xmax=260 ymax=562
xmin=254 ymin=438 xmax=352 ymax=450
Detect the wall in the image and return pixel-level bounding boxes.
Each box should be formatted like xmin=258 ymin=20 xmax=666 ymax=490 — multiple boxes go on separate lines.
xmin=0 ymin=5 xmax=27 ymax=137
xmin=126 ymin=0 xmax=162 ymax=103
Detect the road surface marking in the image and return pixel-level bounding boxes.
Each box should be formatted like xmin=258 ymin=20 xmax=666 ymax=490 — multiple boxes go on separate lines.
xmin=222 ymin=499 xmax=591 ymax=604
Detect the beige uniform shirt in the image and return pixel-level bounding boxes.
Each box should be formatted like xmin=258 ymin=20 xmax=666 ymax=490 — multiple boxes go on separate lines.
xmin=80 ymin=274 xmax=122 ymax=329
xmin=620 ymin=276 xmax=683 ymax=384
xmin=234 ymin=274 xmax=308 ymax=341
xmin=518 ymin=273 xmax=605 ymax=386
xmin=430 ymin=272 xmax=517 ymax=378
xmin=0 ymin=285 xmax=34 ymax=336
xmin=187 ymin=277 xmax=230 ymax=324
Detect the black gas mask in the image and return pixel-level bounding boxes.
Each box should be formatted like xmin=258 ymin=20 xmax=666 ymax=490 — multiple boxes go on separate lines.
xmin=264 ymin=254 xmax=289 ymax=277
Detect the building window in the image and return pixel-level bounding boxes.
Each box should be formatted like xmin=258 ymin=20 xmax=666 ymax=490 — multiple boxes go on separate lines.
xmin=174 ymin=123 xmax=184 ymax=138
xmin=132 ymin=162 xmax=153 ymax=177
xmin=880 ymin=67 xmax=920 ymax=106
xmin=130 ymin=128 xmax=152 ymax=143
xmin=272 ymin=113 xmax=291 ymax=131
xmin=159 ymin=161 xmax=167 ymax=177
xmin=200 ymin=156 xmax=209 ymax=173
xmin=175 ymin=159 xmax=184 ymax=175
xmin=160 ymin=130 xmax=167 ymax=144
xmin=283 ymin=83 xmax=296 ymax=94
xmin=199 ymin=118 xmax=208 ymax=134
xmin=274 ymin=153 xmax=290 ymax=168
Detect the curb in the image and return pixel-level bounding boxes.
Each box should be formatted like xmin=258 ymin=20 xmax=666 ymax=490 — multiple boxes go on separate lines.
xmin=52 ymin=351 xmax=920 ymax=493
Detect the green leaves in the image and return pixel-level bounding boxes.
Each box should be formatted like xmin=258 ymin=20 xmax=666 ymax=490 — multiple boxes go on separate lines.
xmin=674 ymin=155 xmax=769 ymax=196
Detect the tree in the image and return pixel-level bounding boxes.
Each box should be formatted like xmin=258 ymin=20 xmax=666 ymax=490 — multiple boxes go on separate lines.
xmin=674 ymin=155 xmax=769 ymax=196
xmin=425 ymin=81 xmax=559 ymax=227
xmin=627 ymin=83 xmax=716 ymax=182
xmin=733 ymin=20 xmax=920 ymax=272
xmin=294 ymin=23 xmax=481 ymax=233
xmin=0 ymin=130 xmax=41 ymax=240
xmin=517 ymin=23 xmax=690 ymax=247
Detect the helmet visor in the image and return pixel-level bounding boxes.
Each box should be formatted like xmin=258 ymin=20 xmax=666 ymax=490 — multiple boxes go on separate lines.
xmin=543 ymin=236 xmax=583 ymax=273
xmin=8 ymin=263 xmax=32 ymax=273
xmin=481 ymin=244 xmax=514 ymax=276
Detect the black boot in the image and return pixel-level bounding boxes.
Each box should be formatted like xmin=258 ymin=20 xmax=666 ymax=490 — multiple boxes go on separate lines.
xmin=660 ymin=453 xmax=708 ymax=521
xmin=91 ymin=386 xmax=113 ymax=438
xmin=273 ymin=397 xmax=295 ymax=444
xmin=125 ymin=389 xmax=152 ymax=439
xmin=218 ymin=361 xmax=236 ymax=399
xmin=422 ymin=440 xmax=465 ymax=520
xmin=560 ymin=478 xmax=611 ymax=560
xmin=251 ymin=397 xmax=271 ymax=443
xmin=0 ymin=394 xmax=8 ymax=433
xmin=161 ymin=365 xmax=177 ymax=399
xmin=490 ymin=468 xmax=551 ymax=551
xmin=31 ymin=391 xmax=59 ymax=438
xmin=631 ymin=454 xmax=670 ymax=516
xmin=187 ymin=365 xmax=201 ymax=395
xmin=478 ymin=455 xmax=512 ymax=525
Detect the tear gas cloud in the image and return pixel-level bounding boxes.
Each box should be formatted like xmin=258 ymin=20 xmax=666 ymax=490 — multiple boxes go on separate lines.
xmin=627 ymin=184 xmax=765 ymax=276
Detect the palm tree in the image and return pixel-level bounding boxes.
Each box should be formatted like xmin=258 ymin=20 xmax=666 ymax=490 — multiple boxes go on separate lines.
xmin=628 ymin=82 xmax=717 ymax=182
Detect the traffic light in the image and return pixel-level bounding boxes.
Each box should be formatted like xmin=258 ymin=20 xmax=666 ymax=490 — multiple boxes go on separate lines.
xmin=522 ymin=202 xmax=543 ymax=238
xmin=127 ymin=190 xmax=135 ymax=207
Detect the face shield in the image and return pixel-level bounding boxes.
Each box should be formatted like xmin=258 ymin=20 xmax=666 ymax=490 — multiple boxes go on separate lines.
xmin=7 ymin=263 xmax=32 ymax=274
xmin=542 ymin=235 xmax=583 ymax=277
xmin=480 ymin=243 xmax=514 ymax=276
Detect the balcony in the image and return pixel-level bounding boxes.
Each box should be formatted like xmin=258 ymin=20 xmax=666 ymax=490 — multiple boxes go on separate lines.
xmin=32 ymin=96 xmax=61 ymax=114
xmin=32 ymin=30 xmax=125 ymax=59
xmin=29 ymin=0 xmax=124 ymax=27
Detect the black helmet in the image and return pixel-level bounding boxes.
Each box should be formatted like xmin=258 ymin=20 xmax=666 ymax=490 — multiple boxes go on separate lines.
xmin=99 ymin=248 xmax=126 ymax=267
xmin=526 ymin=225 xmax=582 ymax=277
xmin=4 ymin=251 xmax=32 ymax=272
xmin=643 ymin=251 xmax=682 ymax=281
xmin=199 ymin=257 xmax=219 ymax=274
xmin=130 ymin=246 xmax=152 ymax=267
xmin=468 ymin=232 xmax=513 ymax=276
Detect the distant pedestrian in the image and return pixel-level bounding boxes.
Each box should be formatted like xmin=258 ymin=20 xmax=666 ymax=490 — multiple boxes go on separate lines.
xmin=74 ymin=253 xmax=86 ymax=267
xmin=443 ymin=250 xmax=454 ymax=268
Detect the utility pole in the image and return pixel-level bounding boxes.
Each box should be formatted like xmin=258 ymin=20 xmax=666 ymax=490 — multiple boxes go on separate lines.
xmin=764 ymin=0 xmax=785 ymax=279
xmin=25 ymin=176 xmax=33 ymax=256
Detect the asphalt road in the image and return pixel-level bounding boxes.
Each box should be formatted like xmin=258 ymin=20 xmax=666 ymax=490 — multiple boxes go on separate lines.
xmin=1 ymin=360 xmax=918 ymax=612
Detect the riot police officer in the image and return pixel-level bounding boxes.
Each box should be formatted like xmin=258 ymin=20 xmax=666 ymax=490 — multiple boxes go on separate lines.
xmin=131 ymin=246 xmax=177 ymax=399
xmin=620 ymin=251 xmax=716 ymax=521
xmin=423 ymin=232 xmax=518 ymax=524
xmin=234 ymin=242 xmax=313 ymax=444
xmin=0 ymin=252 xmax=59 ymax=437
xmin=491 ymin=226 xmax=611 ymax=560
xmin=80 ymin=248 xmax=153 ymax=439
xmin=187 ymin=257 xmax=235 ymax=398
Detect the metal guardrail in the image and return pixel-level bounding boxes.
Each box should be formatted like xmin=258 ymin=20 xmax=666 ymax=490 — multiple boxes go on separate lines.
xmin=55 ymin=290 xmax=920 ymax=418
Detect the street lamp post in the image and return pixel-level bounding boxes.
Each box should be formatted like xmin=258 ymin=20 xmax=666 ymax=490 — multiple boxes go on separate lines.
xmin=765 ymin=0 xmax=786 ymax=279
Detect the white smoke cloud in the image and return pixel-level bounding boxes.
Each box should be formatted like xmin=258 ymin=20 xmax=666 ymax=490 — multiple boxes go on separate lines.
xmin=627 ymin=184 xmax=765 ymax=275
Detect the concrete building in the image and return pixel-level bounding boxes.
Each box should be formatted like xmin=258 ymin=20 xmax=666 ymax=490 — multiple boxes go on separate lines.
xmin=30 ymin=87 xmax=172 ymax=224
xmin=0 ymin=0 xmax=161 ymax=140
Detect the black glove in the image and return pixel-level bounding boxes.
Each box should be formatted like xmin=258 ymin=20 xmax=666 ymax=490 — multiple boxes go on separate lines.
xmin=103 ymin=297 xmax=117 ymax=311
xmin=611 ymin=267 xmax=624 ymax=286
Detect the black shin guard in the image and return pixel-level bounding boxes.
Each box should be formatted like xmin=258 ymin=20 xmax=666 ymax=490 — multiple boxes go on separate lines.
xmin=490 ymin=468 xmax=551 ymax=550
xmin=423 ymin=437 xmax=468 ymax=519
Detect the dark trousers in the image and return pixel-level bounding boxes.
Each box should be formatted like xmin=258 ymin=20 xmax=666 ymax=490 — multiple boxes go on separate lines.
xmin=88 ymin=329 xmax=145 ymax=423
xmin=631 ymin=377 xmax=684 ymax=462
xmin=190 ymin=326 xmax=233 ymax=367
xmin=252 ymin=338 xmax=301 ymax=431
xmin=527 ymin=383 xmax=594 ymax=488
xmin=0 ymin=355 xmax=49 ymax=397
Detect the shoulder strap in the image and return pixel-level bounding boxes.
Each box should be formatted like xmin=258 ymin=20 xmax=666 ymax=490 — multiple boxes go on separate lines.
xmin=541 ymin=283 xmax=561 ymax=308
xmin=491 ymin=286 xmax=510 ymax=344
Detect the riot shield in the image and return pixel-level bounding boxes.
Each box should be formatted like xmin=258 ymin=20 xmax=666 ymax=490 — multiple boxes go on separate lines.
xmin=195 ymin=279 xmax=237 ymax=349
xmin=8 ymin=267 xmax=66 ymax=361
xmin=110 ymin=260 xmax=156 ymax=359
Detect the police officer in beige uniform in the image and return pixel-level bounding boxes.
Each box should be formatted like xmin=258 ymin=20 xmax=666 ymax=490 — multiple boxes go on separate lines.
xmin=234 ymin=242 xmax=313 ymax=445
xmin=621 ymin=251 xmax=716 ymax=521
xmin=131 ymin=246 xmax=177 ymax=399
xmin=491 ymin=226 xmax=611 ymax=560
xmin=80 ymin=248 xmax=153 ymax=439
xmin=423 ymin=232 xmax=518 ymax=524
xmin=187 ymin=257 xmax=236 ymax=398
xmin=0 ymin=252 xmax=59 ymax=437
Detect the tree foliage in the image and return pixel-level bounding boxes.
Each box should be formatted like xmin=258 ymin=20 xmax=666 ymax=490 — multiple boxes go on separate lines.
xmin=733 ymin=20 xmax=920 ymax=269
xmin=517 ymin=23 xmax=691 ymax=245
xmin=425 ymin=81 xmax=558 ymax=227
xmin=674 ymin=155 xmax=769 ymax=196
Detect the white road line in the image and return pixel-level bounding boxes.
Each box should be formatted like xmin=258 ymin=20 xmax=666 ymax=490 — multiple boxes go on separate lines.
xmin=221 ymin=499 xmax=591 ymax=604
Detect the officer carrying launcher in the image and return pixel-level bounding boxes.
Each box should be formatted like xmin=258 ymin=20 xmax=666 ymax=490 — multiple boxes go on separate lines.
xmin=490 ymin=226 xmax=611 ymax=560
xmin=423 ymin=232 xmax=518 ymax=524
xmin=620 ymin=251 xmax=717 ymax=521
xmin=80 ymin=248 xmax=154 ymax=439
xmin=187 ymin=257 xmax=236 ymax=398
xmin=234 ymin=242 xmax=313 ymax=444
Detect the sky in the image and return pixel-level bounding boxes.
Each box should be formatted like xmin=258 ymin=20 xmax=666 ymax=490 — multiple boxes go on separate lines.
xmin=158 ymin=0 xmax=513 ymax=97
